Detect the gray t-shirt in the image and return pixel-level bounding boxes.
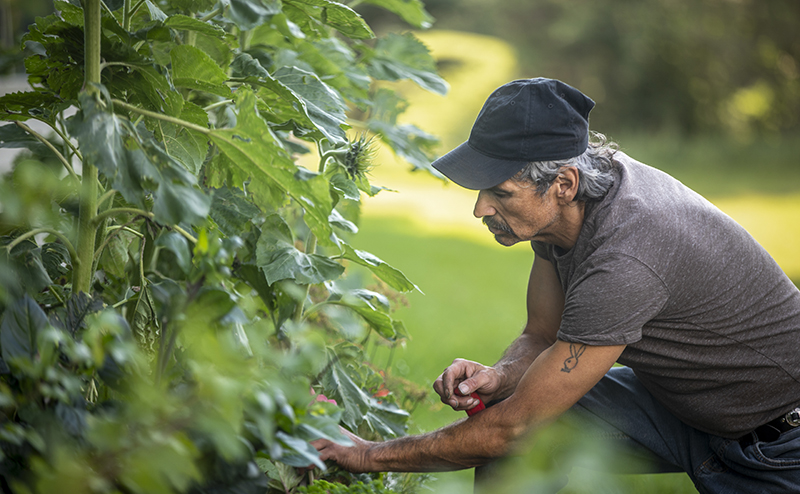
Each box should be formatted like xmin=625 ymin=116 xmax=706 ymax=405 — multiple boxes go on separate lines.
xmin=532 ymin=152 xmax=800 ymax=438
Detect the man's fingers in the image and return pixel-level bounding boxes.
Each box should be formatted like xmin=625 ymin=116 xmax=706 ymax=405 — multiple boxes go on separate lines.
xmin=432 ymin=359 xmax=495 ymax=410
xmin=440 ymin=359 xmax=473 ymax=398
xmin=457 ymin=366 xmax=497 ymax=396
xmin=456 ymin=375 xmax=482 ymax=396
xmin=440 ymin=367 xmax=455 ymax=400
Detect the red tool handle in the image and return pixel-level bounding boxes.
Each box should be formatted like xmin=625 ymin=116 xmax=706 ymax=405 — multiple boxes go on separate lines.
xmin=454 ymin=388 xmax=486 ymax=416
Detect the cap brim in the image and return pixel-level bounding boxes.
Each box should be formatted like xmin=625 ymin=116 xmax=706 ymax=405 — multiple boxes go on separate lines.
xmin=431 ymin=141 xmax=529 ymax=190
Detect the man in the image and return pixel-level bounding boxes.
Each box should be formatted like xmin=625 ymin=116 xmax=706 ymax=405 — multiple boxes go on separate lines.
xmin=312 ymin=78 xmax=800 ymax=493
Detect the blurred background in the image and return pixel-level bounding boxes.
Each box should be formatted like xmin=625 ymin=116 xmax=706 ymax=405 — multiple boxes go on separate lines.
xmin=1 ymin=0 xmax=799 ymax=492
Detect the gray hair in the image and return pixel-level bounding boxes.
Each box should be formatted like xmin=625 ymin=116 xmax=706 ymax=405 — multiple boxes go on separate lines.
xmin=512 ymin=132 xmax=618 ymax=203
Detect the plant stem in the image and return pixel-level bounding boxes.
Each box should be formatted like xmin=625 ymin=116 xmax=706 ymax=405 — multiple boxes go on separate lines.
xmin=91 ymin=208 xmax=197 ymax=244
xmin=73 ymin=0 xmax=102 ymax=294
xmin=6 ymin=228 xmax=79 ymax=268
xmin=293 ymin=234 xmax=317 ymax=321
xmin=108 ymin=225 xmax=145 ymax=238
xmin=122 ymin=0 xmax=132 ymax=31
xmin=172 ymin=225 xmax=198 ymax=244
xmin=127 ymin=0 xmax=147 ymax=26
xmin=111 ymin=99 xmax=210 ymax=134
xmin=100 ymin=1 xmax=120 ymax=25
xmin=14 ymin=121 xmax=80 ymax=182
xmin=97 ymin=189 xmax=117 ymax=208
xmin=48 ymin=117 xmax=83 ymax=162
xmin=92 ymin=207 xmax=154 ymax=226
xmin=200 ymin=6 xmax=224 ymax=22
xmin=203 ymin=99 xmax=233 ymax=112
xmin=94 ymin=219 xmax=142 ymax=263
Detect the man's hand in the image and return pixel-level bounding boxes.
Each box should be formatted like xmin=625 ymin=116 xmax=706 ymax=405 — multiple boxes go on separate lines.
xmin=311 ymin=428 xmax=376 ymax=473
xmin=433 ymin=359 xmax=503 ymax=412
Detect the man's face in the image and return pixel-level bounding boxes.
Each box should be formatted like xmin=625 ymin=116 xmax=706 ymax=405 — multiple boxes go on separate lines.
xmin=473 ymin=178 xmax=563 ymax=247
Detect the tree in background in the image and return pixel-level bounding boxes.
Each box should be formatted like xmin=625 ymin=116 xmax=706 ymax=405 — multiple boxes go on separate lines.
xmin=405 ymin=0 xmax=800 ymax=137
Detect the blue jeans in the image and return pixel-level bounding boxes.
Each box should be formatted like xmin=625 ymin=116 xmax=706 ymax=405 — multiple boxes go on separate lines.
xmin=475 ymin=366 xmax=800 ymax=493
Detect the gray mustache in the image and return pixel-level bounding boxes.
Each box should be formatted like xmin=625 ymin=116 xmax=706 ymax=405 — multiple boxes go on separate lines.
xmin=483 ymin=216 xmax=513 ymax=234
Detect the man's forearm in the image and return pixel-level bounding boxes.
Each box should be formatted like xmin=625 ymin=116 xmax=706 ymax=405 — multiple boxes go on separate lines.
xmin=366 ymin=409 xmax=518 ymax=472
xmin=316 ymin=341 xmax=624 ymax=474
xmin=491 ymin=332 xmax=553 ymax=402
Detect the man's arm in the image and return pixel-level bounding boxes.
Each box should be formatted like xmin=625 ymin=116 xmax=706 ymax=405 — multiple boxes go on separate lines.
xmin=435 ymin=255 xmax=565 ymax=410
xmin=314 ymin=340 xmax=625 ymax=472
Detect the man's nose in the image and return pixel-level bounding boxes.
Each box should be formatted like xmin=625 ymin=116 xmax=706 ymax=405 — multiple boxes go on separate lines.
xmin=473 ymin=190 xmax=496 ymax=218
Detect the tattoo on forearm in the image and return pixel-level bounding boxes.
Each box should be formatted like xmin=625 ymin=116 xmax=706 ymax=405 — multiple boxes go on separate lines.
xmin=561 ymin=344 xmax=587 ymax=373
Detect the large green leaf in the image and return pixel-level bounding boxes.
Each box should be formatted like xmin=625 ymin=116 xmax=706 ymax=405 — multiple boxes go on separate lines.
xmin=340 ymin=243 xmax=418 ymax=293
xmin=231 ymin=54 xmax=346 ymax=145
xmin=327 ymin=287 xmax=397 ymax=340
xmin=369 ymin=119 xmax=442 ymax=176
xmin=154 ymin=101 xmax=210 ymax=175
xmin=295 ymin=411 xmax=353 ymax=445
xmin=364 ymin=88 xmax=441 ymax=175
xmin=323 ymin=361 xmax=371 ymax=430
xmin=303 ymin=38 xmax=372 ymax=97
xmin=255 ymin=214 xmax=344 ymax=285
xmin=0 ymin=91 xmax=69 ymax=123
xmin=208 ymin=87 xmax=333 ymax=242
xmin=360 ymin=0 xmax=433 ymax=29
xmin=163 ymin=0 xmax=217 ymax=13
xmin=150 ymin=153 xmax=212 ymax=226
xmin=7 ymin=240 xmax=52 ymax=296
xmin=144 ymin=0 xmax=168 ymax=22
xmin=163 ymin=14 xmax=229 ymax=38
xmin=123 ymin=65 xmax=185 ymax=117
xmin=205 ymin=150 xmax=285 ymax=212
xmin=41 ymin=242 xmax=72 ymax=280
xmin=273 ymin=66 xmax=348 ymax=146
xmin=49 ymin=292 xmax=104 ymax=337
xmin=70 ymin=92 xmax=154 ymax=204
xmin=100 ymin=230 xmax=134 ymax=279
xmin=22 ymin=21 xmax=85 ymax=100
xmin=0 ymin=123 xmax=38 ymax=148
xmin=70 ymin=90 xmax=210 ymax=226
xmin=364 ymin=32 xmax=448 ymax=95
xmin=0 ymin=295 xmax=48 ymax=363
xmin=155 ymin=231 xmax=192 ymax=275
xmin=225 ymin=0 xmax=282 ymax=31
xmin=208 ymin=186 xmax=263 ymax=238
xmin=170 ymin=45 xmax=232 ymax=97
xmin=275 ymin=431 xmax=325 ymax=469
xmin=283 ymin=0 xmax=374 ymax=40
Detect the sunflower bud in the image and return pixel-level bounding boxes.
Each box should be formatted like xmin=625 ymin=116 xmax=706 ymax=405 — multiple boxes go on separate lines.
xmin=340 ymin=134 xmax=376 ymax=179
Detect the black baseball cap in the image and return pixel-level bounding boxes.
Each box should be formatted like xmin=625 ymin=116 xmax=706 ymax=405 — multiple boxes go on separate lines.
xmin=431 ymin=78 xmax=595 ymax=190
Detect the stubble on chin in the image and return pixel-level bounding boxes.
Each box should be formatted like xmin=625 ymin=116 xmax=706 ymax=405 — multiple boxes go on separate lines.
xmin=483 ymin=217 xmax=519 ymax=246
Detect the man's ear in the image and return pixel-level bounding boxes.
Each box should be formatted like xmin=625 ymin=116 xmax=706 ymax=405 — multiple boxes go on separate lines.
xmin=555 ymin=167 xmax=580 ymax=203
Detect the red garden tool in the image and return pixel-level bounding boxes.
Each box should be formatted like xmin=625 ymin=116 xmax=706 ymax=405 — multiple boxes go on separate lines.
xmin=454 ymin=387 xmax=486 ymax=416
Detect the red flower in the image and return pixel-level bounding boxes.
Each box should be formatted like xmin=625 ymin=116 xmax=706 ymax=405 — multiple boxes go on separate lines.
xmin=309 ymin=387 xmax=337 ymax=406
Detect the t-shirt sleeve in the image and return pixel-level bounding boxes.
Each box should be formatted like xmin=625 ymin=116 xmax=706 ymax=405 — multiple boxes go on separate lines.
xmin=557 ymin=254 xmax=669 ymax=346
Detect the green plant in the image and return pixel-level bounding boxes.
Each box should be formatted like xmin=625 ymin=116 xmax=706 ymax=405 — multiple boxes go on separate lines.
xmin=0 ymin=0 xmax=445 ymax=492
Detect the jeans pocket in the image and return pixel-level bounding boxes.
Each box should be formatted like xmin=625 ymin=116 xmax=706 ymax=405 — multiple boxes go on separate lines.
xmin=749 ymin=427 xmax=800 ymax=469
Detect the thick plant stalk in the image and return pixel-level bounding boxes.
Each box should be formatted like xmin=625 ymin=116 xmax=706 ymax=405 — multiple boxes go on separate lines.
xmin=73 ymin=0 xmax=102 ymax=294
xmin=293 ymin=234 xmax=317 ymax=321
